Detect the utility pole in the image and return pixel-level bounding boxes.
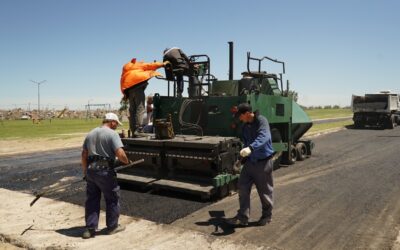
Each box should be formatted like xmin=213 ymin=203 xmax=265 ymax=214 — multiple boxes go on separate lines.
xmin=30 ymin=80 xmax=46 ymax=119
xmin=86 ymin=99 xmax=93 ymax=120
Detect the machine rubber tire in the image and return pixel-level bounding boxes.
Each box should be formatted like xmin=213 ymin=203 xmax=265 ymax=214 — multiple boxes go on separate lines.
xmin=283 ymin=145 xmax=297 ymax=165
xmin=295 ymin=143 xmax=307 ymax=161
xmin=290 ymin=145 xmax=297 ymax=164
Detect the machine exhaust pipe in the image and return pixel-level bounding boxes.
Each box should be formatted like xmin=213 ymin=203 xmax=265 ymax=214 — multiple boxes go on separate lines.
xmin=228 ymin=41 xmax=233 ymax=80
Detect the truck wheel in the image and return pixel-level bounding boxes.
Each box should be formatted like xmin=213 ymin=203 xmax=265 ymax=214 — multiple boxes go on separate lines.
xmin=386 ymin=115 xmax=395 ymax=129
xmin=296 ymin=143 xmax=307 ymax=161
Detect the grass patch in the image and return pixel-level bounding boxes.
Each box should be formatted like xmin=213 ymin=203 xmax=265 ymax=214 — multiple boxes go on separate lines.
xmin=0 ymin=119 xmax=128 ymax=139
xmin=307 ymin=119 xmax=353 ymax=134
xmin=305 ymin=108 xmax=352 ymax=120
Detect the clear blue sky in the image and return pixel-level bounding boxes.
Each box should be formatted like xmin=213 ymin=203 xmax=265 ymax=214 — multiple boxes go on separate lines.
xmin=1 ymin=0 xmax=399 ymax=110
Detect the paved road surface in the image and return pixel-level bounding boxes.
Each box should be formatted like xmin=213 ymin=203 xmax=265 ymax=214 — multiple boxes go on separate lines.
xmin=174 ymin=126 xmax=400 ymax=249
xmin=1 ymin=126 xmax=400 ymax=249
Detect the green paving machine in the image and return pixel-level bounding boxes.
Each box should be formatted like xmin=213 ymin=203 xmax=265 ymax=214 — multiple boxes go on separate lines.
xmin=118 ymin=42 xmax=314 ymax=199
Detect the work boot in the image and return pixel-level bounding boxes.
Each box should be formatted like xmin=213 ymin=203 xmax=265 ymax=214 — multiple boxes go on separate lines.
xmin=226 ymin=216 xmax=248 ymax=227
xmin=82 ymin=228 xmax=95 ymax=239
xmin=107 ymin=224 xmax=126 ymax=235
xmin=256 ymin=215 xmax=272 ymax=226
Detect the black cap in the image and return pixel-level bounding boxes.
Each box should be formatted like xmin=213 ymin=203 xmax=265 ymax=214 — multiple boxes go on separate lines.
xmin=235 ymin=103 xmax=252 ymax=118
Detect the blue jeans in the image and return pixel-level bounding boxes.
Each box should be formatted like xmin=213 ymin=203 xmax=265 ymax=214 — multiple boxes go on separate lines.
xmin=85 ymin=169 xmax=120 ymax=230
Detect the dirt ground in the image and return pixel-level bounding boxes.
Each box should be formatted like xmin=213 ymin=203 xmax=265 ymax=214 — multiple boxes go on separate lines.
xmin=0 ymin=188 xmax=264 ymax=250
xmin=0 ymin=136 xmax=85 ymax=157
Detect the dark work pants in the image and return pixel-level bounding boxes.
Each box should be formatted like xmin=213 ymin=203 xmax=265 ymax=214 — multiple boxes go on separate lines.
xmin=237 ymin=158 xmax=274 ymax=220
xmin=127 ymin=85 xmax=146 ymax=134
xmin=85 ymin=169 xmax=120 ymax=230
xmin=176 ymin=74 xmax=184 ymax=95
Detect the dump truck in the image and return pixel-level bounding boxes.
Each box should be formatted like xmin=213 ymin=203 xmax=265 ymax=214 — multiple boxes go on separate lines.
xmin=351 ymin=92 xmax=400 ymax=129
xmin=117 ymin=42 xmax=314 ymax=199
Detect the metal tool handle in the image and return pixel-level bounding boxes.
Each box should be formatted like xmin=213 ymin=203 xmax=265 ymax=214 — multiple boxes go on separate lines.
xmin=30 ymin=178 xmax=84 ymax=207
xmin=113 ymin=158 xmax=145 ymax=172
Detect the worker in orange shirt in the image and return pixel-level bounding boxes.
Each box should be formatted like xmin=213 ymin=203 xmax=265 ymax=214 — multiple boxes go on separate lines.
xmin=120 ymin=58 xmax=169 ymax=137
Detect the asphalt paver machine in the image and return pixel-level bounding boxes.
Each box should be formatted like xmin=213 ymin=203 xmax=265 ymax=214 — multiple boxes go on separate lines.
xmin=118 ymin=42 xmax=314 ymax=199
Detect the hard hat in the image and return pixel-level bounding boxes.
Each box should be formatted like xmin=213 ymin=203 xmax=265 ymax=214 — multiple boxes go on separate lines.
xmin=104 ymin=112 xmax=123 ymax=126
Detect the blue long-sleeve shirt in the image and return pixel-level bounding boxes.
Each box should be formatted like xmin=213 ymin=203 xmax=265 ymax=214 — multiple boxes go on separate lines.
xmin=241 ymin=112 xmax=274 ymax=163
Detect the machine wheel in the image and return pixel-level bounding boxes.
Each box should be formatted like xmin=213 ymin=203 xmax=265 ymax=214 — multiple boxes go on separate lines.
xmin=295 ymin=143 xmax=307 ymax=161
xmin=290 ymin=145 xmax=297 ymax=164
xmin=283 ymin=145 xmax=297 ymax=165
xmin=394 ymin=116 xmax=398 ymax=127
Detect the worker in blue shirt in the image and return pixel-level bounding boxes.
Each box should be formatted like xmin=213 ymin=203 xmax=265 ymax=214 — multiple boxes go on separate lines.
xmin=227 ymin=103 xmax=275 ymax=227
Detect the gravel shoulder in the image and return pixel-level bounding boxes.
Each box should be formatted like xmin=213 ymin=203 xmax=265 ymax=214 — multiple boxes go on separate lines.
xmin=0 ymin=188 xmax=265 ymax=250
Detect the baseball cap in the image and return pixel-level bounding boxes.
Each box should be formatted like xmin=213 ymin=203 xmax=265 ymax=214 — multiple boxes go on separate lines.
xmin=104 ymin=112 xmax=123 ymax=126
xmin=235 ymin=103 xmax=252 ymax=118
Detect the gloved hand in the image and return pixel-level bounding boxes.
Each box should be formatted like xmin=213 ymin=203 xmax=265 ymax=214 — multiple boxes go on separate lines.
xmin=163 ymin=60 xmax=171 ymax=67
xmin=240 ymin=147 xmax=252 ymax=157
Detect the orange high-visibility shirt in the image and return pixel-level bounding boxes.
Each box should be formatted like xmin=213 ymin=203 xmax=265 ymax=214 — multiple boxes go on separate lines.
xmin=120 ymin=60 xmax=164 ymax=94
